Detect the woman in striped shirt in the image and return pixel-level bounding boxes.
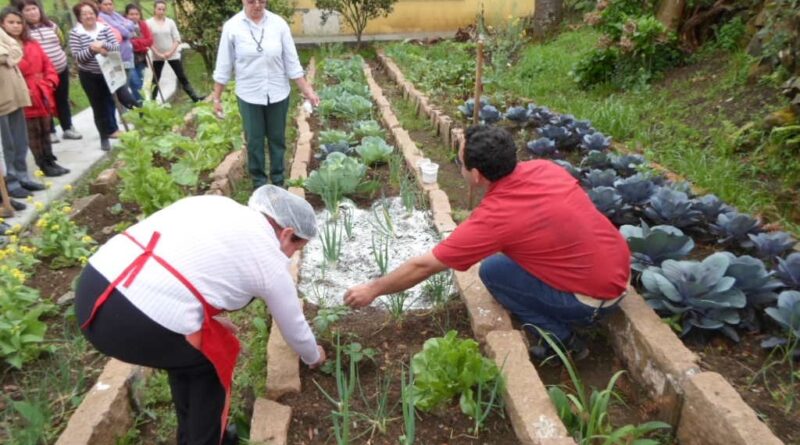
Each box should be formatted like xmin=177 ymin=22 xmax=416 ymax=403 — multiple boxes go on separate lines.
xmin=17 ymin=0 xmax=83 ymax=142
xmin=69 ymin=0 xmax=120 ymax=152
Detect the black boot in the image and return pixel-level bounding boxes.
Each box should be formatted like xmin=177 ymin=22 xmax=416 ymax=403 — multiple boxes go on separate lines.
xmin=186 ymin=86 xmax=206 ymax=103
xmin=42 ymin=163 xmax=68 ymax=177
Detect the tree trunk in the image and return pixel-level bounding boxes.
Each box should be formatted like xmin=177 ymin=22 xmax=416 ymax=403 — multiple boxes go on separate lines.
xmin=531 ymin=0 xmax=562 ymax=37
xmin=657 ymin=0 xmax=686 ymax=31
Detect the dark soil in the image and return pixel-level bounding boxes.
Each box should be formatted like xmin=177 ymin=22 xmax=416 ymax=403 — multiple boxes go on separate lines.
xmin=685 ymin=333 xmax=800 ymax=444
xmin=282 ymin=302 xmax=520 ymax=444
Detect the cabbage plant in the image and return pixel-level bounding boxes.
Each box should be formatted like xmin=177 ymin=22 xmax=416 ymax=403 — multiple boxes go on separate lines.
xmin=776 ymin=253 xmax=800 ymax=290
xmin=458 ymin=97 xmax=489 ymax=118
xmin=526 ymin=104 xmax=554 ymax=126
xmin=589 ymin=186 xmax=633 ymax=225
xmin=355 ymin=136 xmax=394 ymax=166
xmin=711 ymin=212 xmax=762 ymax=247
xmin=609 ymin=153 xmax=645 ymax=176
xmin=305 ymin=152 xmax=366 ymax=216
xmin=620 ymin=221 xmax=694 ymax=272
xmin=761 ymin=290 xmax=800 ymax=357
xmin=581 ymin=150 xmax=612 ymax=170
xmin=642 ymin=253 xmax=747 ymax=341
xmin=580 ymin=132 xmax=612 ymax=152
xmin=352 ymin=120 xmax=385 ymax=141
xmin=644 ymin=188 xmax=703 ymax=229
xmin=316 ymin=142 xmax=353 ymax=161
xmin=691 ymin=194 xmax=732 ymax=223
xmin=526 ymin=138 xmax=557 ymax=157
xmin=615 ymin=173 xmax=657 ymax=207
xmin=540 ymin=125 xmax=572 ymax=150
xmin=722 ymin=253 xmax=782 ymax=306
xmin=479 ymin=105 xmax=502 ymax=124
xmin=504 ymin=106 xmax=529 ymax=124
xmin=319 ymin=129 xmax=355 ymax=146
xmin=747 ymin=232 xmax=796 ymax=260
xmin=582 ymin=169 xmax=618 ymax=188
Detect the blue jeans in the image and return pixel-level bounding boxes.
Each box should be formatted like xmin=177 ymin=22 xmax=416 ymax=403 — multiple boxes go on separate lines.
xmin=479 ymin=254 xmax=619 ymax=342
xmin=128 ymin=62 xmax=146 ymax=102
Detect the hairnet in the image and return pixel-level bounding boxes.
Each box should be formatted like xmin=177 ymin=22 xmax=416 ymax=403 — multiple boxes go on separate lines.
xmin=248 ymin=185 xmax=318 ymax=240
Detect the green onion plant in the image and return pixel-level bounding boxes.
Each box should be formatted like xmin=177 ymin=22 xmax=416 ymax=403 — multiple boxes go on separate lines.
xmin=399 ymin=364 xmax=416 ymax=445
xmin=320 ymin=220 xmax=343 ymax=266
xmin=371 ymin=232 xmax=391 ymax=275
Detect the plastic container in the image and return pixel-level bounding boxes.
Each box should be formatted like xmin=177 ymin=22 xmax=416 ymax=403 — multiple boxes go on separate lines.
xmin=420 ymin=162 xmax=439 ymax=184
xmin=416 ymin=157 xmax=431 ymax=170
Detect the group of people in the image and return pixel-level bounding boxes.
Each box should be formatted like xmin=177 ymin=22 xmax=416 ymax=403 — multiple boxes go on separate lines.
xmin=0 ymin=0 xmax=204 ymax=218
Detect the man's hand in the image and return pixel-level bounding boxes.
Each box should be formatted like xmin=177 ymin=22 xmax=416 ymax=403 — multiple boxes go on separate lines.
xmin=309 ymin=345 xmax=326 ymax=369
xmin=343 ymin=282 xmax=379 ymax=308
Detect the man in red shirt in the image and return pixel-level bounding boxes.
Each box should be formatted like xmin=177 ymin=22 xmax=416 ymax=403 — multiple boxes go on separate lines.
xmin=344 ymin=125 xmax=630 ymax=359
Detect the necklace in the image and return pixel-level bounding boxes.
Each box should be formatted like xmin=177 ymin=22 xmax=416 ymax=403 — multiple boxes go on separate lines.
xmin=247 ymin=24 xmax=264 ymax=53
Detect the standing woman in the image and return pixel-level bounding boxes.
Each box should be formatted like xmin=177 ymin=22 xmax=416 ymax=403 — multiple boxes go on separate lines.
xmin=146 ymin=0 xmax=203 ymax=102
xmin=17 ymin=0 xmax=83 ymax=143
xmin=0 ymin=10 xmax=38 ymax=203
xmin=5 ymin=8 xmax=69 ymax=178
xmin=96 ymin=0 xmax=139 ymax=108
xmin=124 ymin=3 xmax=152 ymax=102
xmin=69 ymin=0 xmax=120 ymax=152
xmin=213 ymin=0 xmax=319 ymax=189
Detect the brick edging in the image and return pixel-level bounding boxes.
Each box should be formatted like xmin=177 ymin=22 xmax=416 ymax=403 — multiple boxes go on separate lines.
xmin=377 ymin=50 xmax=785 ymax=444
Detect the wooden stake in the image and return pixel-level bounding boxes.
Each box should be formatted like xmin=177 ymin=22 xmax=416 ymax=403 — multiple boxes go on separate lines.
xmin=468 ymin=35 xmax=485 ymax=209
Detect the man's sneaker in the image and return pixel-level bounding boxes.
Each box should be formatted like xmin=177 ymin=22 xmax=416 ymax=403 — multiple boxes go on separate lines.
xmin=62 ymin=129 xmax=83 ymax=140
xmin=529 ymin=335 xmax=589 ymax=362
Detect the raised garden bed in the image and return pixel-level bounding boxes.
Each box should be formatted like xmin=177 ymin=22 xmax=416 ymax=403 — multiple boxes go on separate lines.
xmin=373 ymin=50 xmax=796 ymax=444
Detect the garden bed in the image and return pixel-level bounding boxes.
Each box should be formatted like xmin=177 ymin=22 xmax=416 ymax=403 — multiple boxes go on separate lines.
xmin=374 ymin=49 xmax=794 ymax=444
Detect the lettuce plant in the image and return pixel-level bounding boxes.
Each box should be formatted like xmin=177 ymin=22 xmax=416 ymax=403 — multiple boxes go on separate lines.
xmin=620 ymin=221 xmax=695 ymax=272
xmin=614 ymin=173 xmax=657 ymax=206
xmin=411 ymin=331 xmax=503 ymax=421
xmin=775 ymin=253 xmax=800 ymax=290
xmin=352 ymin=120 xmax=385 ymax=141
xmin=504 ymin=106 xmax=529 ymax=123
xmin=748 ymin=232 xmax=797 ymax=260
xmin=711 ymin=212 xmax=762 ymax=247
xmin=761 ymin=291 xmax=800 ymax=354
xmin=641 ymin=252 xmax=747 ymax=341
xmin=355 ymin=136 xmax=394 ymax=166
xmin=644 ymin=187 xmax=703 ymax=228
xmin=582 ymin=169 xmax=618 ymax=188
xmin=526 ymin=138 xmax=557 ymax=157
xmin=580 ymin=132 xmax=612 ymax=152
xmin=609 ymin=153 xmax=645 ymax=176
xmin=319 ymin=129 xmax=355 ymax=146
xmin=305 ymin=152 xmax=367 ymax=216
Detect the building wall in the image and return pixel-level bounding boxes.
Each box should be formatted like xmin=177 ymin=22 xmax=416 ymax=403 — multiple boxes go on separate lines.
xmin=289 ymin=0 xmax=535 ymax=36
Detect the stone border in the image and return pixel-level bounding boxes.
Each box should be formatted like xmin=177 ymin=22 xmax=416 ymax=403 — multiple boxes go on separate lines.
xmin=250 ymin=58 xmax=317 ymax=444
xmin=376 ymin=50 xmax=785 ymax=444
xmin=56 ymin=100 xmax=253 ymax=445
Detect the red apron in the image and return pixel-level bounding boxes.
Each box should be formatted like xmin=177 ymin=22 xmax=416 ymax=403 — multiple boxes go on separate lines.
xmin=81 ymin=231 xmax=240 ymax=444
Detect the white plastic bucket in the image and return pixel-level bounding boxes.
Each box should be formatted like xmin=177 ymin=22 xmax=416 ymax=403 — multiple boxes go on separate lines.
xmin=416 ymin=157 xmax=431 ymax=170
xmin=421 ymin=162 xmax=439 ymax=184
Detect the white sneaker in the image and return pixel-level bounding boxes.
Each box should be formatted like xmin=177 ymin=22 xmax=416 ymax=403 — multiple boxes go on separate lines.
xmin=62 ymin=129 xmax=83 ymax=140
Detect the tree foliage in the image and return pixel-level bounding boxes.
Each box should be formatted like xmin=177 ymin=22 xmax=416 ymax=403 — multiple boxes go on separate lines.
xmin=173 ymin=0 xmax=295 ymax=74
xmin=315 ymin=0 xmax=397 ymax=47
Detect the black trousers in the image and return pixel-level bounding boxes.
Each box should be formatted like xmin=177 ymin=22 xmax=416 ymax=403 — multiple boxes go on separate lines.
xmin=78 ymin=70 xmax=118 ymax=138
xmin=53 ymin=68 xmax=74 ymax=132
xmin=151 ymin=59 xmax=195 ymax=100
xmin=75 ymin=265 xmax=225 ymax=445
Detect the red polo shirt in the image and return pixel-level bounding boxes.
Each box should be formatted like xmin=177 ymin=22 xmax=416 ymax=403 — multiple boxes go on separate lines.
xmin=432 ymin=160 xmax=630 ymax=299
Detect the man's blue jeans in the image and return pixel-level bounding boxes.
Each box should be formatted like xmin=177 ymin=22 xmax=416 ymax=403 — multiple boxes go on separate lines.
xmin=478 ymin=254 xmax=619 ymax=342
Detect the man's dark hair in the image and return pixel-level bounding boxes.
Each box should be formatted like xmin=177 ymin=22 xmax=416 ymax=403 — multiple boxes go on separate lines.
xmin=463 ymin=125 xmax=517 ymax=182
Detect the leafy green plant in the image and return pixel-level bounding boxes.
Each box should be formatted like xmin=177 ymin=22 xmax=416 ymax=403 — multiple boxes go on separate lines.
xmin=641 ymin=252 xmax=747 ymax=341
xmin=370 ymin=232 xmax=391 ymax=275
xmin=712 ymin=16 xmax=747 ymax=51
xmin=320 ymin=220 xmax=344 ymax=267
xmin=537 ymin=328 xmax=671 ymax=444
xmin=313 ymin=305 xmax=350 ymax=339
xmin=384 ymin=292 xmax=410 ymax=321
xmin=305 ymin=152 xmax=367 ymax=217
xmin=422 ymin=272 xmax=454 ymax=308
xmin=400 ymin=176 xmax=417 ymax=214
xmin=410 ymin=331 xmax=503 ymax=427
xmin=356 ymin=136 xmax=394 ymax=166
xmin=319 ymin=129 xmax=356 ymax=146
xmin=31 ymin=202 xmax=96 ymax=269
xmin=352 ymin=120 xmax=386 ymax=141
xmin=319 ymin=91 xmax=373 ymax=121
xmin=399 ymin=364 xmax=416 ymax=445
xmin=118 ymin=131 xmax=184 ymax=216
xmin=323 ymin=57 xmax=366 ymax=82
xmin=619 ymin=221 xmax=695 ymax=272
xmin=126 ymin=100 xmax=182 ymax=139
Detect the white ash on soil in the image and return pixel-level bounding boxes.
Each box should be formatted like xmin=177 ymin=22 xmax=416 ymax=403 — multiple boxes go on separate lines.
xmin=299 ymin=197 xmax=443 ymax=309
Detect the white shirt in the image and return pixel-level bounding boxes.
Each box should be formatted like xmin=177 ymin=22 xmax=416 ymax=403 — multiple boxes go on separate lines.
xmin=146 ymin=17 xmax=181 ymax=61
xmin=212 ymin=10 xmax=304 ymax=105
xmin=89 ymin=195 xmax=320 ymax=365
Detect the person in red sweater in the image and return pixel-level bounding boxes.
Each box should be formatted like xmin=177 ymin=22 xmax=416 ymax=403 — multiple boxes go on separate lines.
xmin=345 ymin=125 xmax=631 ymax=360
xmin=2 ymin=7 xmax=68 ymax=178
xmin=124 ymin=3 xmax=152 ymax=103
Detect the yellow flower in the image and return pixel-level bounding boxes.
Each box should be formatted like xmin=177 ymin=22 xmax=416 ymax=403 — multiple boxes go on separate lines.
xmin=63 ymin=206 xmax=73 ymax=214
xmin=79 ymin=256 xmax=88 ymax=266
xmin=64 ymin=184 xmax=73 ymax=192
xmin=26 ymin=195 xmax=34 ymax=203
xmin=34 ymin=201 xmax=45 ymax=211
xmin=0 ymin=218 xmax=4 ymax=224
xmin=20 ymin=246 xmax=33 ymax=254
xmin=51 ymin=224 xmax=60 ymax=231
xmin=45 ymin=181 xmax=53 ymax=189
xmin=34 ymin=170 xmax=44 ymax=178
xmin=36 ymin=218 xmax=46 ymax=228
xmin=81 ymin=235 xmax=93 ymax=243
xmin=11 ymin=268 xmax=26 ymax=282
xmin=9 ymin=235 xmax=18 ymax=244
xmin=11 ymin=224 xmax=21 ymax=233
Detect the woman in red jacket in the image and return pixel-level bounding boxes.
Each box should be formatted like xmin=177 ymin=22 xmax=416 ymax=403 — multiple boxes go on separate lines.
xmin=4 ymin=8 xmax=68 ymax=177
xmin=124 ymin=3 xmax=151 ymax=103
